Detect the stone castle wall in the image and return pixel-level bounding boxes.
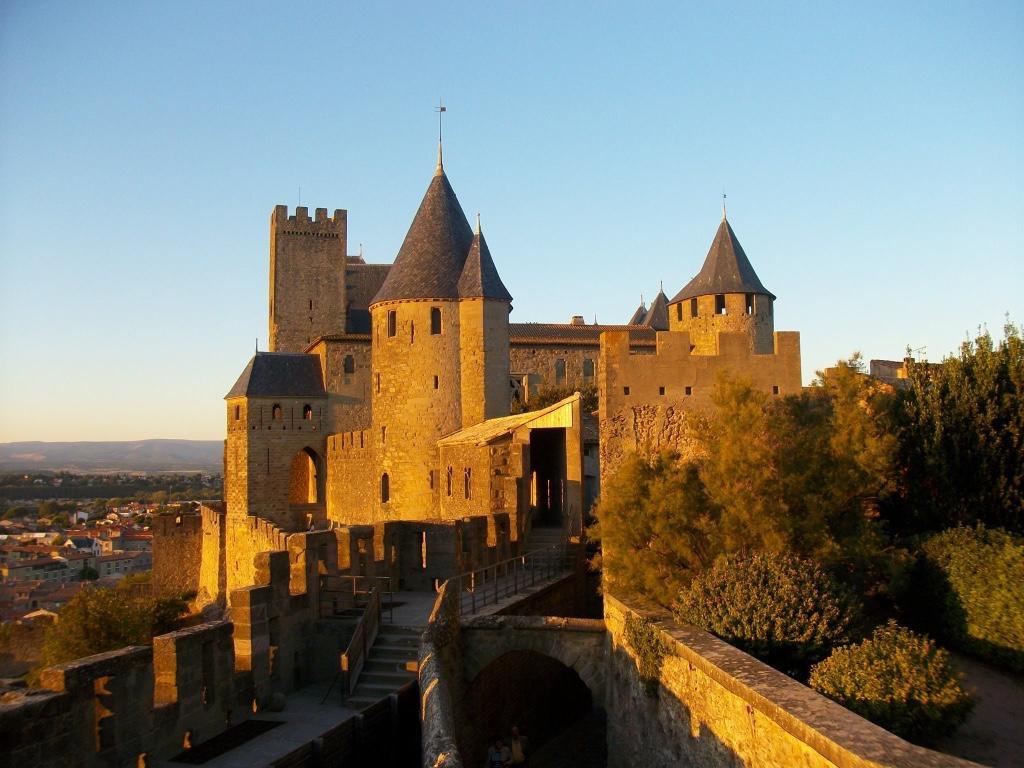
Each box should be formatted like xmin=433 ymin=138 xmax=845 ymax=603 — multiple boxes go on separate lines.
xmin=604 ymin=594 xmax=979 ymax=768
xmin=310 ymin=337 xmax=372 ymax=433
xmin=668 ymin=292 xmax=775 ymax=354
xmin=459 ymin=299 xmax=510 ymax=426
xmin=151 ymin=512 xmax=203 ymax=597
xmin=371 ymin=299 xmax=464 ymax=520
xmin=509 ymin=344 xmax=601 ymax=395
xmin=269 ymin=205 xmax=347 ymax=353
xmin=224 ymin=396 xmax=327 ymax=529
xmin=326 ymin=429 xmax=377 ymax=524
xmin=598 ymin=329 xmax=801 ymax=481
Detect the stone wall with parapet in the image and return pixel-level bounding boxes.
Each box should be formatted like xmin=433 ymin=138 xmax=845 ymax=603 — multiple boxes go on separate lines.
xmin=598 ymin=329 xmax=801 ymax=483
xmin=326 ymin=429 xmax=376 ymax=524
xmin=604 ymin=594 xmax=982 ymax=768
xmin=418 ymin=580 xmax=464 ymax=768
xmin=0 ymin=621 xmax=242 ymax=768
xmin=152 ymin=511 xmax=203 ymax=597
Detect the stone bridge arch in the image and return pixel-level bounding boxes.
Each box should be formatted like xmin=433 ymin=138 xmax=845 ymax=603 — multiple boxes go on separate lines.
xmin=461 ymin=615 xmax=607 ymax=701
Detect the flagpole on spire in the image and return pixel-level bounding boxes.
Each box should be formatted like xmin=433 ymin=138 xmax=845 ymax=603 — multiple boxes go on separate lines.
xmin=722 ymin=190 xmax=727 ymax=221
xmin=435 ymin=100 xmax=447 ymax=176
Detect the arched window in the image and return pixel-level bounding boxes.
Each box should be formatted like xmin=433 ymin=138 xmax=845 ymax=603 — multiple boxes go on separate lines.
xmin=715 ymin=294 xmax=726 ymax=315
xmin=554 ymin=359 xmax=566 ymax=383
xmin=343 ymin=355 xmax=355 ymax=374
xmin=430 ymin=307 xmax=442 ymax=335
xmin=272 ymin=404 xmax=282 ymax=420
xmin=380 ymin=473 xmax=390 ymax=503
xmin=234 ymin=405 xmax=241 ymax=420
xmin=302 ymin=404 xmax=313 ymax=420
xmin=582 ymin=358 xmax=594 ymax=379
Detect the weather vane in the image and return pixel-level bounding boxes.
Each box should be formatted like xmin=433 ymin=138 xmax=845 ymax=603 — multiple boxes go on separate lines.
xmin=435 ymin=100 xmax=447 ymax=174
xmin=722 ymin=190 xmax=727 ymax=220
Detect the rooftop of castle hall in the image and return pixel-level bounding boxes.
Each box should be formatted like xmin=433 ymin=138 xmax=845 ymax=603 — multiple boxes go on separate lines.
xmin=670 ymin=218 xmax=776 ymax=303
xmin=371 ymin=163 xmax=511 ymax=305
xmin=626 ymin=300 xmax=647 ymax=325
xmin=225 ymin=352 xmax=326 ymax=399
xmin=641 ymin=289 xmax=670 ymax=330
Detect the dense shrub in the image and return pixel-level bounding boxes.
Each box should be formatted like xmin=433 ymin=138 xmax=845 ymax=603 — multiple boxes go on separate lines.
xmin=911 ymin=525 xmax=1024 ymax=671
xmin=673 ymin=552 xmax=855 ymax=673
xmin=810 ymin=621 xmax=973 ymax=743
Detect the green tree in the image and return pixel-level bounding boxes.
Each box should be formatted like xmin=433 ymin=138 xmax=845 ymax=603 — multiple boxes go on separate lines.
xmin=590 ymin=450 xmax=720 ymax=601
xmin=79 ymin=566 xmax=99 ymax=581
xmin=894 ymin=321 xmax=1024 ymax=535
xmin=37 ymin=500 xmax=59 ymax=518
xmin=512 ymin=383 xmax=598 ymax=414
xmin=40 ymin=587 xmax=188 ymax=667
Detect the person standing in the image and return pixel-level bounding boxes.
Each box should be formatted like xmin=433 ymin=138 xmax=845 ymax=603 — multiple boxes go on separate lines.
xmin=509 ymin=725 xmax=528 ymax=765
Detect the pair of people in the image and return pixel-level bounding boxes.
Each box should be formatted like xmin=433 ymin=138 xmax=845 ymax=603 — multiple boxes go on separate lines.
xmin=486 ymin=726 xmax=528 ymax=767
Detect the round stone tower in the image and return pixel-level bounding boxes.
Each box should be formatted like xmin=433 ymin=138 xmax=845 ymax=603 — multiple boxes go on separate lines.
xmin=368 ymin=149 xmax=512 ymax=519
xmin=667 ymin=213 xmax=776 ymax=354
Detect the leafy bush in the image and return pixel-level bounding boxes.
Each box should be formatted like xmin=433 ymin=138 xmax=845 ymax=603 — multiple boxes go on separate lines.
xmin=910 ymin=525 xmax=1024 ymax=672
xmin=673 ymin=552 xmax=855 ymax=673
xmin=810 ymin=621 xmax=973 ymax=743
xmin=41 ymin=586 xmax=189 ymax=667
xmin=623 ymin=614 xmax=667 ymax=697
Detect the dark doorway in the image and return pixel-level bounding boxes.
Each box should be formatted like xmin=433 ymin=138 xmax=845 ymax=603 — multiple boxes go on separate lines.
xmin=530 ymin=428 xmax=566 ymax=527
xmin=461 ymin=650 xmax=601 ymax=768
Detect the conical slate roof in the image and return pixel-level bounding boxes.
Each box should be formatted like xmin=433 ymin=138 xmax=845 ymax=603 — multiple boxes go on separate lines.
xmin=371 ymin=170 xmax=475 ymax=305
xmin=458 ymin=224 xmax=512 ymax=302
xmin=670 ymin=218 xmax=775 ymax=304
xmin=627 ymin=301 xmax=647 ymax=325
xmin=642 ymin=289 xmax=669 ymax=331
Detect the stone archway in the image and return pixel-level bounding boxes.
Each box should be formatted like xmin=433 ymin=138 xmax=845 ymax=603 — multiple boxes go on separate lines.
xmin=288 ymin=447 xmax=325 ymax=505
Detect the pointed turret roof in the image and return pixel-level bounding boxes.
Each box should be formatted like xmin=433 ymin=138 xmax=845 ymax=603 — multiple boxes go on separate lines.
xmin=371 ymin=168 xmax=475 ymax=305
xmin=641 ymin=288 xmax=669 ymax=330
xmin=458 ymin=216 xmax=512 ymax=302
xmin=627 ymin=299 xmax=647 ymax=325
xmin=670 ymin=218 xmax=775 ymax=304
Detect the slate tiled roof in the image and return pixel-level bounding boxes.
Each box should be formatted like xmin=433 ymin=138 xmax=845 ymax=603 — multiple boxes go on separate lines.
xmin=458 ymin=228 xmax=513 ymax=302
xmin=642 ymin=290 xmax=669 ymax=330
xmin=626 ymin=302 xmax=647 ymax=325
xmin=509 ymin=323 xmax=656 ymax=346
xmin=371 ymin=171 xmax=475 ymax=304
xmin=225 ymin=353 xmax=327 ymax=399
xmin=670 ymin=218 xmax=775 ymax=303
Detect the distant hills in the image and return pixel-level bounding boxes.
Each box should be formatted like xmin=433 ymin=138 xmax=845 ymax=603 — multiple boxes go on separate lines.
xmin=0 ymin=440 xmax=222 ymax=473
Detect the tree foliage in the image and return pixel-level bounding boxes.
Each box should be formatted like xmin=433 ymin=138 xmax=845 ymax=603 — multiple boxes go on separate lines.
xmin=590 ymin=451 xmax=720 ymax=599
xmin=893 ymin=321 xmax=1023 ymax=534
xmin=512 ymin=383 xmax=598 ymax=414
xmin=905 ymin=525 xmax=1024 ymax=671
xmin=40 ymin=586 xmax=188 ymax=667
xmin=810 ymin=621 xmax=973 ymax=743
xmin=675 ymin=552 xmax=855 ymax=673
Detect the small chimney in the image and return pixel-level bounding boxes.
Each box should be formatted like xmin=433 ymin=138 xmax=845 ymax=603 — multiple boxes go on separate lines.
xmin=570 ymin=315 xmax=585 ymax=326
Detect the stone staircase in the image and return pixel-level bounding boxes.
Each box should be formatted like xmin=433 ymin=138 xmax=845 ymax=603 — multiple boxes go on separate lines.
xmin=345 ymin=624 xmax=421 ymax=710
xmin=526 ymin=525 xmax=568 ymax=552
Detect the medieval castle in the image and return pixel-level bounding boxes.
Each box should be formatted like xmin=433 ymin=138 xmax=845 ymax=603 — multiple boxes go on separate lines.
xmin=174 ymin=142 xmax=803 ymax=608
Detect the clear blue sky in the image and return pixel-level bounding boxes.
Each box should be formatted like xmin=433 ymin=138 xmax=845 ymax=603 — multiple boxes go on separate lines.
xmin=1 ymin=1 xmax=1021 ymax=441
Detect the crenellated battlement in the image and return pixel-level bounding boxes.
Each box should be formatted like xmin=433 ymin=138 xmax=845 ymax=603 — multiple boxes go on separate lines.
xmin=271 ymin=204 xmax=346 ymax=232
xmin=329 ymin=429 xmax=370 ymax=453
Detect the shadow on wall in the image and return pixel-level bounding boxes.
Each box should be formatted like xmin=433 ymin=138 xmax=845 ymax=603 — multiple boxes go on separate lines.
xmin=607 ymin=642 xmax=740 ymax=768
xmin=459 ymin=649 xmax=595 ymax=767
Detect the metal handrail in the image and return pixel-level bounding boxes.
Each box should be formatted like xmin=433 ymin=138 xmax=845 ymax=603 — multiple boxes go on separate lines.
xmin=320 ymin=573 xmax=395 ymax=623
xmin=455 ymin=545 xmax=573 ymax=617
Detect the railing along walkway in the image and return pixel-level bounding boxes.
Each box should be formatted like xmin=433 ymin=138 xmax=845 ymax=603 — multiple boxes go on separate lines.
xmin=456 ymin=545 xmax=573 ymax=616
xmin=320 ymin=584 xmax=381 ymax=704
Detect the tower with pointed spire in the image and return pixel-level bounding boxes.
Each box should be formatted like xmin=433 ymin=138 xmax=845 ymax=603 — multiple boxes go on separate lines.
xmin=667 ymin=213 xmax=776 ymax=354
xmin=366 ymin=151 xmax=512 ymax=519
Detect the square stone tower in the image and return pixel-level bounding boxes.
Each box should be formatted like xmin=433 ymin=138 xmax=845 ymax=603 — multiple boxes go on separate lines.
xmin=269 ymin=205 xmax=348 ymax=352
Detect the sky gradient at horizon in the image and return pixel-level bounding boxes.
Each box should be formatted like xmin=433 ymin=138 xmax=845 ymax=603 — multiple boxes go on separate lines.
xmin=1 ymin=1 xmax=1021 ymax=441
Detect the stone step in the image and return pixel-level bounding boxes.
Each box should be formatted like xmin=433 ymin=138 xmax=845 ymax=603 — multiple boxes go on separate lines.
xmin=363 ymin=658 xmax=418 ymax=674
xmin=368 ymin=647 xmax=418 ymax=663
xmin=373 ymin=634 xmax=419 ymax=648
xmin=377 ymin=625 xmax=422 ymax=637
xmin=359 ymin=669 xmax=416 ymax=687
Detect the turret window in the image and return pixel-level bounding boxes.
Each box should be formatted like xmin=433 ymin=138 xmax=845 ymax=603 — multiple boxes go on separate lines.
xmin=387 ymin=310 xmax=397 ymax=337
xmin=715 ymin=295 xmax=726 ymax=315
xmin=302 ymin=404 xmax=312 ymax=420
xmin=380 ymin=474 xmax=390 ymax=503
xmin=745 ymin=294 xmax=754 ymax=315
xmin=690 ymin=298 xmax=698 ymax=318
xmin=272 ymin=404 xmax=282 ymax=420
xmin=430 ymin=307 xmax=442 ymax=335
xmin=234 ymin=405 xmax=240 ymax=421
xmin=676 ymin=303 xmax=683 ymax=321
xmin=446 ymin=467 xmax=453 ymax=496
xmin=464 ymin=468 xmax=472 ymax=500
